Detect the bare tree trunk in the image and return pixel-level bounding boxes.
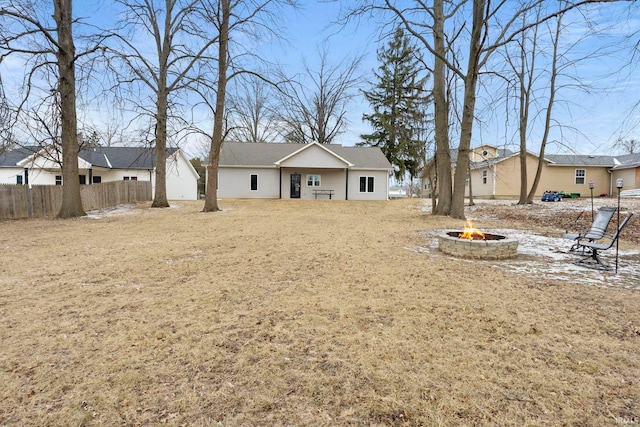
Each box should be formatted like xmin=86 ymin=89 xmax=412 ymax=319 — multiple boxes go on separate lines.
xmin=203 ymin=0 xmax=229 ymax=213
xmin=526 ymin=11 xmax=561 ymax=204
xmin=432 ymin=0 xmax=452 ymax=216
xmin=450 ymin=0 xmax=485 ymax=220
xmin=150 ymin=3 xmax=173 ymax=208
xmin=152 ymin=85 xmax=170 ymax=208
xmin=517 ymin=43 xmax=530 ymax=205
xmin=467 ymin=163 xmax=475 ymax=206
xmin=54 ymin=0 xmax=85 ymax=218
xmin=515 ymin=9 xmax=540 ymax=205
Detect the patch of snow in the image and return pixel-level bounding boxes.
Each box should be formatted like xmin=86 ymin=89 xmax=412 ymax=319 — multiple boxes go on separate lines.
xmin=416 ymin=228 xmax=640 ymax=290
xmin=84 ymin=204 xmax=140 ymax=219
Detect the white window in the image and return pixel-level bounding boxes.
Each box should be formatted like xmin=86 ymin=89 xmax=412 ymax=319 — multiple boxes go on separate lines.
xmin=482 ymin=170 xmax=488 ymax=185
xmin=307 ymin=174 xmax=321 ymax=187
xmin=250 ymin=174 xmax=258 ymax=191
xmin=55 ymin=175 xmax=62 ymax=185
xmin=359 ymin=176 xmax=374 ymax=193
xmin=575 ymin=169 xmax=585 ymax=185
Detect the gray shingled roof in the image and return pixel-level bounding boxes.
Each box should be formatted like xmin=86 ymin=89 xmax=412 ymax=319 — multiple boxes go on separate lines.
xmin=545 ymin=154 xmax=615 ymax=167
xmin=0 ymin=146 xmax=177 ymax=169
xmin=219 ymin=142 xmax=392 ymax=169
xmin=0 ymin=146 xmax=39 ymax=167
xmin=612 ymin=152 xmax=640 ymax=169
xmin=79 ymin=147 xmax=177 ymax=169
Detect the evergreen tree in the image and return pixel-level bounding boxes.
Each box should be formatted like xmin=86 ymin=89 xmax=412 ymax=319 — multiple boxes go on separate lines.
xmin=359 ymin=28 xmax=431 ymax=182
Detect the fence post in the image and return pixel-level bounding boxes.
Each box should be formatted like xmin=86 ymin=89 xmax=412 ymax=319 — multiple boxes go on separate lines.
xmin=26 ymin=185 xmax=33 ymax=218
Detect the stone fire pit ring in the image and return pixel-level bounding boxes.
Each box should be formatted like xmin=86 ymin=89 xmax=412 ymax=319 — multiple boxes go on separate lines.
xmin=438 ymin=231 xmax=519 ymax=260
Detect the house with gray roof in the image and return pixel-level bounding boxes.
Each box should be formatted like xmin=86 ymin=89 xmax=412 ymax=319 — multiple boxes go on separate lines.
xmin=215 ymin=141 xmax=392 ymax=200
xmin=0 ymin=145 xmax=199 ymax=200
xmin=422 ymin=144 xmax=640 ymax=199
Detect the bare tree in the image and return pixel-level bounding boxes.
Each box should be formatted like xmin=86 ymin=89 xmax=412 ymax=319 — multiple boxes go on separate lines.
xmin=504 ymin=4 xmax=543 ymax=205
xmin=351 ymin=0 xmax=626 ymax=219
xmin=201 ymin=0 xmax=229 ymax=212
xmin=431 ymin=0 xmax=453 ymax=215
xmin=614 ymin=138 xmax=639 ymax=154
xmin=107 ymin=0 xmax=219 ymax=208
xmin=0 ymin=0 xmax=100 ymax=218
xmin=524 ymin=8 xmax=562 ymax=204
xmin=275 ymin=47 xmax=363 ymax=144
xmin=227 ymin=76 xmax=280 ymax=143
xmin=0 ymin=74 xmax=14 ymax=154
xmin=200 ymin=0 xmax=298 ymax=212
xmin=498 ymin=1 xmax=620 ymax=204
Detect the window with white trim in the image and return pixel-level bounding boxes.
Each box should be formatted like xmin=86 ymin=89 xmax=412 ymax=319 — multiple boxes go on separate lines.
xmin=250 ymin=174 xmax=258 ymax=191
xmin=359 ymin=176 xmax=374 ymax=193
xmin=482 ymin=170 xmax=488 ymax=185
xmin=16 ymin=175 xmax=23 ymax=185
xmin=55 ymin=175 xmax=62 ymax=185
xmin=307 ymin=174 xmax=321 ymax=187
xmin=575 ymin=169 xmax=585 ymax=185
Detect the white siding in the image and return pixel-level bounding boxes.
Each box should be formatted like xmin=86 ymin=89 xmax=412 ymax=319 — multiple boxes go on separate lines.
xmin=22 ymin=168 xmax=60 ymax=185
xmin=348 ymin=170 xmax=389 ymax=200
xmin=166 ymin=151 xmax=199 ymax=200
xmin=218 ymin=167 xmax=281 ymax=198
xmin=0 ymin=168 xmax=24 ymax=184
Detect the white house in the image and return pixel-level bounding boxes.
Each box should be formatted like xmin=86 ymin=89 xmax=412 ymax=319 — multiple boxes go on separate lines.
xmin=0 ymin=145 xmax=199 ymax=200
xmin=214 ymin=142 xmax=392 ymax=200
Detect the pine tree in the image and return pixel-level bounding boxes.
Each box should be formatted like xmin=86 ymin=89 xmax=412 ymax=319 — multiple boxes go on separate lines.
xmin=359 ymin=28 xmax=431 ymax=182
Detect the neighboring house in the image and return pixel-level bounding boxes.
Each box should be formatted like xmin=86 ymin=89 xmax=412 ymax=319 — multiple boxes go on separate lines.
xmin=0 ymin=145 xmax=199 ymax=200
xmin=422 ymin=144 xmax=640 ymax=199
xmin=214 ymin=141 xmax=392 ymax=200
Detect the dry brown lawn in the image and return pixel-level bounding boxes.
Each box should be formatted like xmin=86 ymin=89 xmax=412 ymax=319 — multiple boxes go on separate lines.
xmin=1 ymin=198 xmax=639 ymax=426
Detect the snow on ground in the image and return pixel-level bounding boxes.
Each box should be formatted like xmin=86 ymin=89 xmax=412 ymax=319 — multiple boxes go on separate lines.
xmin=84 ymin=203 xmax=184 ymax=219
xmin=416 ymin=198 xmax=640 ymax=290
xmin=84 ymin=204 xmax=141 ymax=219
xmin=412 ymin=228 xmax=640 ymax=291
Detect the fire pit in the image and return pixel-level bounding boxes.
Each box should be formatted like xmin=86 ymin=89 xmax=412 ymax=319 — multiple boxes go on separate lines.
xmin=438 ymin=221 xmax=519 ymax=260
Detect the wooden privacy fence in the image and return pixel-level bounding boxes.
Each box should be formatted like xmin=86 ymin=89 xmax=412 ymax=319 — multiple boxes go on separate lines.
xmin=0 ymin=181 xmax=152 ymax=220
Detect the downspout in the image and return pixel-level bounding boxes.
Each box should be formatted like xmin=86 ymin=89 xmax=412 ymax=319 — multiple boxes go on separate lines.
xmin=89 ymin=168 xmax=93 ymax=185
xmin=149 ymin=169 xmax=154 ymax=199
xmin=345 ymin=168 xmax=348 ymax=200
xmin=608 ymin=167 xmax=613 ymax=198
xmin=279 ymin=167 xmax=282 ymax=199
xmin=24 ymin=168 xmax=29 ymax=185
xmin=492 ymin=165 xmax=497 ymax=198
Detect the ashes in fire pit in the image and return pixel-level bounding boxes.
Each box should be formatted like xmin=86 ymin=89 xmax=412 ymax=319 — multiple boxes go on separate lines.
xmin=438 ymin=221 xmax=519 ymax=260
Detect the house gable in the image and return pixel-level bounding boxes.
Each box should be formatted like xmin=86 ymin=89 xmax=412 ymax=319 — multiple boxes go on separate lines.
xmin=275 ymin=142 xmax=353 ymax=168
xmin=16 ymin=147 xmax=94 ymax=170
xmin=470 ymin=145 xmax=500 ymax=162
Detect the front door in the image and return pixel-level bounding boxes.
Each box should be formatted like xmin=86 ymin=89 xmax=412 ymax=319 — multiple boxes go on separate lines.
xmin=290 ymin=173 xmax=301 ymax=199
